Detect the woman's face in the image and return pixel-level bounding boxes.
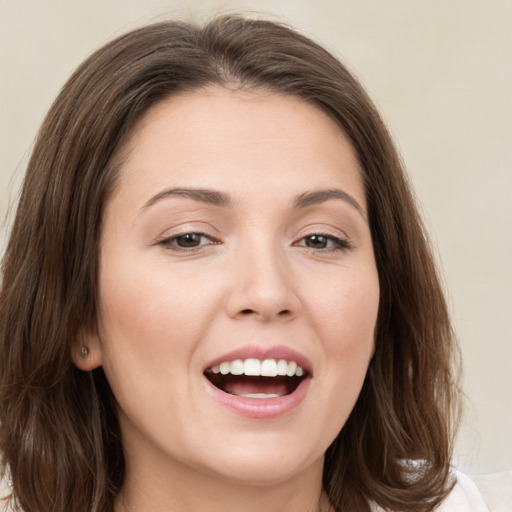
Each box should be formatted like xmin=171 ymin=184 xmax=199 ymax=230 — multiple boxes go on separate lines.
xmin=82 ymin=87 xmax=379 ymax=486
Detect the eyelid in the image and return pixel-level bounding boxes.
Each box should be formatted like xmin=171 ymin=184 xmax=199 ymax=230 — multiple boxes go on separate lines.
xmin=293 ymin=232 xmax=352 ymax=251
xmin=153 ymin=219 xmax=220 ymax=244
xmin=156 ymin=230 xmax=221 ymax=252
xmin=293 ymin=221 xmax=351 ymax=240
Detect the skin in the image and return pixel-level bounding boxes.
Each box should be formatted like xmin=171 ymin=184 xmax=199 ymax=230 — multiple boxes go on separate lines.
xmin=75 ymin=87 xmax=380 ymax=512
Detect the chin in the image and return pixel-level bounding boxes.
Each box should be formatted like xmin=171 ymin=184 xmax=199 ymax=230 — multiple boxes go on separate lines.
xmin=207 ymin=452 xmax=324 ymax=487
xmin=184 ymin=429 xmax=327 ymax=487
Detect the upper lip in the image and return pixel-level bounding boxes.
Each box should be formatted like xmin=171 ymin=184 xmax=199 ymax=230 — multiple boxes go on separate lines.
xmin=203 ymin=345 xmax=313 ymax=375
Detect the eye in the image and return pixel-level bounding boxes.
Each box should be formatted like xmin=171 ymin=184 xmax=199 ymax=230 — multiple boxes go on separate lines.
xmin=295 ymin=234 xmax=351 ymax=251
xmin=159 ymin=232 xmax=218 ymax=251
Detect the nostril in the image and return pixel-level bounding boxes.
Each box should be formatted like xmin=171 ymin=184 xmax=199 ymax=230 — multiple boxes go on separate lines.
xmin=238 ymin=308 xmax=291 ymax=317
xmin=236 ymin=308 xmax=293 ymax=319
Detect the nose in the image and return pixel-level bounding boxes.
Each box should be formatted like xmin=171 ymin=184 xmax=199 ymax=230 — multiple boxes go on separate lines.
xmin=225 ymin=240 xmax=300 ymax=322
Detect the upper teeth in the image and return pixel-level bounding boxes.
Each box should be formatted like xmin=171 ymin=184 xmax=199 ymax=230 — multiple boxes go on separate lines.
xmin=209 ymin=358 xmax=305 ymax=378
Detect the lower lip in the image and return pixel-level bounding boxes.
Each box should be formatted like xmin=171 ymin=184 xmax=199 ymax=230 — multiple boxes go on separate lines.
xmin=203 ymin=376 xmax=311 ymax=419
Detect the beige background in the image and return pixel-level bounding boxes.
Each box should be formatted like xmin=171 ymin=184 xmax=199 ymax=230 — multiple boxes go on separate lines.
xmin=1 ymin=0 xmax=510 ymax=476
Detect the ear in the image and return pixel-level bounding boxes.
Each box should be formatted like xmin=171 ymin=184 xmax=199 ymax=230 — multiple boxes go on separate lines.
xmin=71 ymin=328 xmax=103 ymax=372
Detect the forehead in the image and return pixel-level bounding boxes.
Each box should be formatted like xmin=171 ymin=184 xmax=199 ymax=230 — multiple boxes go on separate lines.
xmin=111 ymin=86 xmax=366 ymax=211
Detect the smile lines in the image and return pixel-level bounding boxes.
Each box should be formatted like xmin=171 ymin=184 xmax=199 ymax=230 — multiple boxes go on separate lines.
xmin=208 ymin=358 xmax=305 ymax=378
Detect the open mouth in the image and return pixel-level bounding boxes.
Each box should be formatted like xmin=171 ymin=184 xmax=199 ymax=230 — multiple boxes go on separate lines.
xmin=204 ymin=358 xmax=308 ymax=399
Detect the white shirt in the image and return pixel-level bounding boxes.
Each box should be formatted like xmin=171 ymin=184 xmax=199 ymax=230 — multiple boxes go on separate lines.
xmin=370 ymin=470 xmax=490 ymax=512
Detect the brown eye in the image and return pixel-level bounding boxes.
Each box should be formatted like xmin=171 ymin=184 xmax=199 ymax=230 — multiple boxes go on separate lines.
xmin=174 ymin=233 xmax=204 ymax=247
xmin=159 ymin=232 xmax=218 ymax=252
xmin=295 ymin=233 xmax=351 ymax=252
xmin=304 ymin=235 xmax=329 ymax=249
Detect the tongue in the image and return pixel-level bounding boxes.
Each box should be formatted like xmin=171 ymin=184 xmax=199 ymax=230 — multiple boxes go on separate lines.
xmin=223 ymin=377 xmax=290 ymax=397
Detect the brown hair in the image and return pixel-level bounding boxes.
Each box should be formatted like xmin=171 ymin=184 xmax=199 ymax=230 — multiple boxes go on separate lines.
xmin=0 ymin=15 xmax=461 ymax=512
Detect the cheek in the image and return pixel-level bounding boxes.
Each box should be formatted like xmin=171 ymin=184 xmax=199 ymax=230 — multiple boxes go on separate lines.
xmin=95 ymin=264 xmax=188 ymax=384
xmin=94 ymin=269 xmax=208 ymax=431
xmin=305 ymin=263 xmax=379 ymax=343
xmin=97 ymin=257 xmax=214 ymax=345
xmin=94 ymin=257 xmax=230 ymax=405
xmin=305 ymin=263 xmax=379 ymax=392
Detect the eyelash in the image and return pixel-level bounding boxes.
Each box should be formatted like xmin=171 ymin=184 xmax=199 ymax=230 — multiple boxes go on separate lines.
xmin=158 ymin=232 xmax=220 ymax=252
xmin=158 ymin=232 xmax=352 ymax=253
xmin=293 ymin=233 xmax=352 ymax=252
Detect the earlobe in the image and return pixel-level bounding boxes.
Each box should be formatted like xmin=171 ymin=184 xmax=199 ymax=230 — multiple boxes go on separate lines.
xmin=71 ymin=331 xmax=103 ymax=371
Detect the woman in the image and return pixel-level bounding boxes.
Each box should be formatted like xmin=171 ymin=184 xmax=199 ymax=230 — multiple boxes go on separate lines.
xmin=0 ymin=15 xmax=488 ymax=512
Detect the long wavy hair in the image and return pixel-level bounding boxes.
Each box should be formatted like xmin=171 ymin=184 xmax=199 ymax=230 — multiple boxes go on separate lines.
xmin=0 ymin=15 xmax=461 ymax=512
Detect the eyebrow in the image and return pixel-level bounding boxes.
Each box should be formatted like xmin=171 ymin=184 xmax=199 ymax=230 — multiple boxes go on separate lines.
xmin=140 ymin=186 xmax=365 ymax=219
xmin=292 ymin=189 xmax=366 ymax=219
xmin=141 ymin=187 xmax=234 ymax=211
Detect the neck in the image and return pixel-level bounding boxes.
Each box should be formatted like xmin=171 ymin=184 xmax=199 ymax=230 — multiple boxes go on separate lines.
xmin=114 ymin=449 xmax=330 ymax=512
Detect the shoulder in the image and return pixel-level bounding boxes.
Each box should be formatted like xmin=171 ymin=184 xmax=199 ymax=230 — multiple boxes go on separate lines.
xmin=435 ymin=470 xmax=490 ymax=511
xmin=370 ymin=469 xmax=489 ymax=512
xmin=0 ymin=476 xmax=14 ymax=512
